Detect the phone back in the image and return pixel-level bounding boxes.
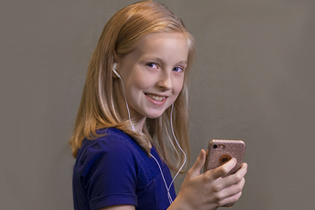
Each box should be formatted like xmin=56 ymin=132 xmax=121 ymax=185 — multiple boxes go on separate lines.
xmin=203 ymin=139 xmax=246 ymax=176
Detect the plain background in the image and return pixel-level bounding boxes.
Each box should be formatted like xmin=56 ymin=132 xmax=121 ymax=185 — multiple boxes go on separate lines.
xmin=1 ymin=0 xmax=314 ymax=209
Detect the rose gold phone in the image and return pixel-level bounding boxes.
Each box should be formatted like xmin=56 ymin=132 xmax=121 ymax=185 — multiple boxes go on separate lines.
xmin=203 ymin=139 xmax=246 ymax=176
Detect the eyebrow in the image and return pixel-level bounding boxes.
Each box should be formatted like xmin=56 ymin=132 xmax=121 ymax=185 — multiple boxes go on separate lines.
xmin=140 ymin=56 xmax=188 ymax=66
xmin=176 ymin=60 xmax=188 ymax=66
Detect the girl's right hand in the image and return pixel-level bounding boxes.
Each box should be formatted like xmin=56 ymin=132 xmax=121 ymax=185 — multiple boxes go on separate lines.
xmin=170 ymin=149 xmax=248 ymax=210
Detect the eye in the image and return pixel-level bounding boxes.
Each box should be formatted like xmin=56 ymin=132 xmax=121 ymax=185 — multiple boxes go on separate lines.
xmin=146 ymin=63 xmax=158 ymax=69
xmin=173 ymin=66 xmax=184 ymax=73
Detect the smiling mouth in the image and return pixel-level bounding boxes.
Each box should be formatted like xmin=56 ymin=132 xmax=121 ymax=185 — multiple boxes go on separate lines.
xmin=145 ymin=93 xmax=167 ymax=102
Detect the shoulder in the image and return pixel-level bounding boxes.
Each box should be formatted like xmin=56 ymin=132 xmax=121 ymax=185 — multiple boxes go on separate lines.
xmin=81 ymin=128 xmax=136 ymax=156
xmin=73 ymin=128 xmax=141 ymax=209
xmin=74 ymin=128 xmax=140 ymax=172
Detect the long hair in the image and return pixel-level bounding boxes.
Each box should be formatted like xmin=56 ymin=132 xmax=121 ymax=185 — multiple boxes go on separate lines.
xmin=70 ymin=0 xmax=195 ymax=172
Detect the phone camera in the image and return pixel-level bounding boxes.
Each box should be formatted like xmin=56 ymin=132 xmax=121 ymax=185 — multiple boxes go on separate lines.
xmin=213 ymin=144 xmax=218 ymax=149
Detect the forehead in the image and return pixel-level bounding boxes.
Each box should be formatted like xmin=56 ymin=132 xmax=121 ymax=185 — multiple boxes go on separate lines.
xmin=131 ymin=32 xmax=190 ymax=62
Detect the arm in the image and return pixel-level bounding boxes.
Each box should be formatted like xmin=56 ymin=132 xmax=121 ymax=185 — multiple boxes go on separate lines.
xmin=78 ymin=134 xmax=138 ymax=210
xmin=168 ymin=149 xmax=248 ymax=210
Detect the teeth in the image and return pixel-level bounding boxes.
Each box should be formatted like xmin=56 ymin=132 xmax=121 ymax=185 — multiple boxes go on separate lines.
xmin=146 ymin=94 xmax=166 ymax=101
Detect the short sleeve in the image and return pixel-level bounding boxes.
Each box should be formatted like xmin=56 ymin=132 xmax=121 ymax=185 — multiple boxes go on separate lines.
xmin=76 ymin=135 xmax=138 ymax=210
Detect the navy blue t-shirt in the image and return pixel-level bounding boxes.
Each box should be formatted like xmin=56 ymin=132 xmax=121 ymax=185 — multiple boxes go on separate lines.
xmin=72 ymin=128 xmax=176 ymax=210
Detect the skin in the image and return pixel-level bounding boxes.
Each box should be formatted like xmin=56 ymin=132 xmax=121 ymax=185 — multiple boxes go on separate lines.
xmin=113 ymin=32 xmax=188 ymax=133
xmin=101 ymin=32 xmax=248 ymax=210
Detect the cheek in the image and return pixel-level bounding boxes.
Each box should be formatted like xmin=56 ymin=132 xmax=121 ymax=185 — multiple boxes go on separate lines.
xmin=173 ymin=78 xmax=185 ymax=95
xmin=128 ymin=74 xmax=153 ymax=90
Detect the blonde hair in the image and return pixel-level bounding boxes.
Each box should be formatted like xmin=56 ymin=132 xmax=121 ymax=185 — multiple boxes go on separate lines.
xmin=70 ymin=0 xmax=195 ymax=172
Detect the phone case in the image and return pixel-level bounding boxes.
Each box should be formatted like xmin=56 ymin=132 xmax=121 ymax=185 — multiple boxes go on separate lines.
xmin=203 ymin=139 xmax=246 ymax=176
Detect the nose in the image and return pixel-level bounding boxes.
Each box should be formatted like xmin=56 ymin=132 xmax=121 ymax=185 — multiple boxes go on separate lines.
xmin=157 ymin=71 xmax=172 ymax=90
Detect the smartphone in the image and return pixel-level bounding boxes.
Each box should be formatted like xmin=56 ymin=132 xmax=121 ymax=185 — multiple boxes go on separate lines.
xmin=203 ymin=139 xmax=246 ymax=176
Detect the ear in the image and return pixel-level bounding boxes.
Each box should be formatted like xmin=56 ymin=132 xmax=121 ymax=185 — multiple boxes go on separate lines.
xmin=112 ymin=52 xmax=122 ymax=79
xmin=112 ymin=62 xmax=119 ymax=79
xmin=113 ymin=51 xmax=120 ymax=63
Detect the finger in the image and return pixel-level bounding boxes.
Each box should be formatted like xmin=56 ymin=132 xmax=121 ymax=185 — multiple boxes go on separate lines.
xmin=209 ymin=158 xmax=237 ymax=180
xmin=188 ymin=149 xmax=206 ymax=177
xmin=229 ymin=162 xmax=248 ymax=184
xmin=220 ymin=177 xmax=245 ymax=198
xmin=219 ymin=191 xmax=243 ymax=207
xmin=215 ymin=162 xmax=247 ymax=191
xmin=242 ymin=162 xmax=248 ymax=172
xmin=236 ymin=163 xmax=248 ymax=178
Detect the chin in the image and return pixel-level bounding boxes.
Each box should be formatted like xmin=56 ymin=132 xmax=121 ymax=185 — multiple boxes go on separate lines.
xmin=145 ymin=111 xmax=165 ymax=119
xmin=146 ymin=114 xmax=163 ymax=119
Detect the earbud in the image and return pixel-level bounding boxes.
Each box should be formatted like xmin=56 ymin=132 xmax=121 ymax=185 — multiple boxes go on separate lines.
xmin=112 ymin=63 xmax=121 ymax=78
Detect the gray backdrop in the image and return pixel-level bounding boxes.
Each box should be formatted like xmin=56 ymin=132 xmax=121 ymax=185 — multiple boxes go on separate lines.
xmin=1 ymin=0 xmax=314 ymax=209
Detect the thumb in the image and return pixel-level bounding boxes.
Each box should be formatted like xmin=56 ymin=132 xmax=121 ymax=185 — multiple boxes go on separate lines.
xmin=189 ymin=149 xmax=206 ymax=177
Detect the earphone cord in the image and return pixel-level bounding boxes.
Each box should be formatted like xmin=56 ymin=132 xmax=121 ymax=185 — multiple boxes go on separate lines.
xmin=116 ymin=73 xmax=135 ymax=131
xmin=150 ymin=104 xmax=187 ymax=205
xmin=150 ymin=154 xmax=173 ymax=204
xmin=168 ymin=103 xmax=187 ymax=193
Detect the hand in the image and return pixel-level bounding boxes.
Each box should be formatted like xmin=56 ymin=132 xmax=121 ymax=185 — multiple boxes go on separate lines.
xmin=171 ymin=149 xmax=248 ymax=210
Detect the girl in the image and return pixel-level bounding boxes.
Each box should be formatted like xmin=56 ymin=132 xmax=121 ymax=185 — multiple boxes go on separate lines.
xmin=70 ymin=1 xmax=247 ymax=210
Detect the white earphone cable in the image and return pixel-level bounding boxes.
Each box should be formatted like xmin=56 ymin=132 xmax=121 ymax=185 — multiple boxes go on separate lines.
xmin=167 ymin=104 xmax=187 ymax=193
xmin=150 ymin=154 xmax=173 ymax=204
xmin=113 ymin=65 xmax=135 ymax=131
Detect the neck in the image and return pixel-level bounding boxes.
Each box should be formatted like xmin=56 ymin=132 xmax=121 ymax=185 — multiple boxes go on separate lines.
xmin=132 ymin=117 xmax=146 ymax=134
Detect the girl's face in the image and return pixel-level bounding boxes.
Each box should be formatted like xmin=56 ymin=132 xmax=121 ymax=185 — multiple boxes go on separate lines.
xmin=114 ymin=32 xmax=189 ymax=125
